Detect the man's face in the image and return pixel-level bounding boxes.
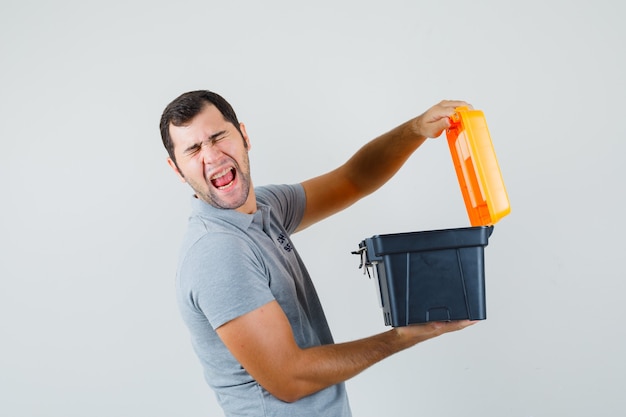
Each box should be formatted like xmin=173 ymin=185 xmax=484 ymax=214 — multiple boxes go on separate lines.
xmin=168 ymin=104 xmax=254 ymax=213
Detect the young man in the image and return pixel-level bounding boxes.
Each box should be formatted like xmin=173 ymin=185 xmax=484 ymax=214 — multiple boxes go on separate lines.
xmin=160 ymin=90 xmax=475 ymax=416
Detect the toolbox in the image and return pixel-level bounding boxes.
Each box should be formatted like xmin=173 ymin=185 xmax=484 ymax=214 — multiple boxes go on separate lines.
xmin=355 ymin=107 xmax=508 ymax=326
xmin=355 ymin=226 xmax=493 ymax=326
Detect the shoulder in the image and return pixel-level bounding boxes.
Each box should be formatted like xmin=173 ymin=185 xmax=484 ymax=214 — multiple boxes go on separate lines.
xmin=256 ymin=184 xmax=306 ymax=233
xmin=176 ymin=231 xmax=274 ymax=327
xmin=181 ymin=231 xmax=263 ymax=275
xmin=177 ymin=231 xmax=269 ymax=299
xmin=256 ymin=183 xmax=305 ymax=207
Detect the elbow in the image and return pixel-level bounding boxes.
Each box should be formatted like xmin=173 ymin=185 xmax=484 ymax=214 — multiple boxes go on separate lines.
xmin=267 ymin=385 xmax=306 ymax=404
xmin=275 ymin=393 xmax=301 ymax=404
xmin=263 ymin=379 xmax=318 ymax=403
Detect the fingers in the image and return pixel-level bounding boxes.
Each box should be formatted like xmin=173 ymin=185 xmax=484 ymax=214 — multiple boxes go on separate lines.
xmin=427 ymin=319 xmax=477 ymax=334
xmin=438 ymin=99 xmax=472 ymax=109
xmin=437 ymin=319 xmax=478 ymax=331
xmin=412 ymin=100 xmax=472 ymax=139
xmin=396 ymin=319 xmax=478 ymax=342
xmin=428 ymin=100 xmax=471 ymax=122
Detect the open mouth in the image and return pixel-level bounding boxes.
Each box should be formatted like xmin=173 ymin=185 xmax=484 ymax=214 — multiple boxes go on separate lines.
xmin=210 ymin=167 xmax=236 ymax=190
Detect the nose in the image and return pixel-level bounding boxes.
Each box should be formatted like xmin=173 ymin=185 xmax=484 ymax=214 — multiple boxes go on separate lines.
xmin=199 ymin=142 xmax=222 ymax=164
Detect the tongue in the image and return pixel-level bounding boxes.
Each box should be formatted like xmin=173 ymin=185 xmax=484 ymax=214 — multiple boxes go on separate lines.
xmin=213 ymin=169 xmax=234 ymax=188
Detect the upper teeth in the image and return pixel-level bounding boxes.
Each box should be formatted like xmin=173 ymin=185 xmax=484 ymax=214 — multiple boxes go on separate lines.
xmin=211 ymin=168 xmax=231 ymax=180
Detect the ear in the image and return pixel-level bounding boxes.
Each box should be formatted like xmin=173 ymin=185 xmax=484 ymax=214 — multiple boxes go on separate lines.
xmin=167 ymin=157 xmax=187 ymax=183
xmin=240 ymin=123 xmax=251 ymax=150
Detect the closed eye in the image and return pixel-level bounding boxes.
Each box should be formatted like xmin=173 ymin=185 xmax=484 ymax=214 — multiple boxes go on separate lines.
xmin=182 ymin=130 xmax=229 ymax=156
xmin=210 ymin=130 xmax=228 ymax=143
xmin=184 ymin=144 xmax=201 ymax=156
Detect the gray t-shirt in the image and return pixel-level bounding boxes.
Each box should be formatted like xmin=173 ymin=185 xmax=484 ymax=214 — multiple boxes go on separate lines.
xmin=176 ymin=184 xmax=352 ymax=417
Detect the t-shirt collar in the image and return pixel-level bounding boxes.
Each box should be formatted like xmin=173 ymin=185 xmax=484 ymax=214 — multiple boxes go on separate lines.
xmin=189 ymin=195 xmax=272 ymax=235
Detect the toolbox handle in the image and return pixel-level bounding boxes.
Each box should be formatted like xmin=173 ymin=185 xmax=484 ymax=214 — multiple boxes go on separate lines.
xmin=351 ymin=246 xmax=372 ymax=278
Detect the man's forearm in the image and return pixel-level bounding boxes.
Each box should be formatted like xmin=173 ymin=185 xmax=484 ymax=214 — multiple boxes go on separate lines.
xmin=278 ymin=321 xmax=471 ymax=402
xmin=341 ymin=119 xmax=428 ymax=198
xmin=296 ymin=101 xmax=466 ymax=231
xmin=341 ymin=99 xmax=467 ymax=200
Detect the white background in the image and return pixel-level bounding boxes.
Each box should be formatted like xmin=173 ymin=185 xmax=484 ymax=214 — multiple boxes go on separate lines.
xmin=2 ymin=1 xmax=624 ymax=416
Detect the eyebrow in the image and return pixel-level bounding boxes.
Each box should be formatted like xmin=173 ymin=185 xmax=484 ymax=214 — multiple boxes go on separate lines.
xmin=183 ymin=130 xmax=228 ymax=154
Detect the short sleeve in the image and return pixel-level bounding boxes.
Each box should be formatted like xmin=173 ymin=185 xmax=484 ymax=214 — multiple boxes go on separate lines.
xmin=256 ymin=184 xmax=306 ymax=234
xmin=178 ymin=232 xmax=275 ymax=329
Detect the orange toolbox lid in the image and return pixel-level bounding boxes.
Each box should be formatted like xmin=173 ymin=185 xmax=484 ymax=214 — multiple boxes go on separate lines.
xmin=446 ymin=106 xmax=510 ymax=226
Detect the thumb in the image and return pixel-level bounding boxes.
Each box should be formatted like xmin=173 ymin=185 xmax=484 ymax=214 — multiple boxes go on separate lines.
xmin=427 ymin=116 xmax=451 ymax=139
